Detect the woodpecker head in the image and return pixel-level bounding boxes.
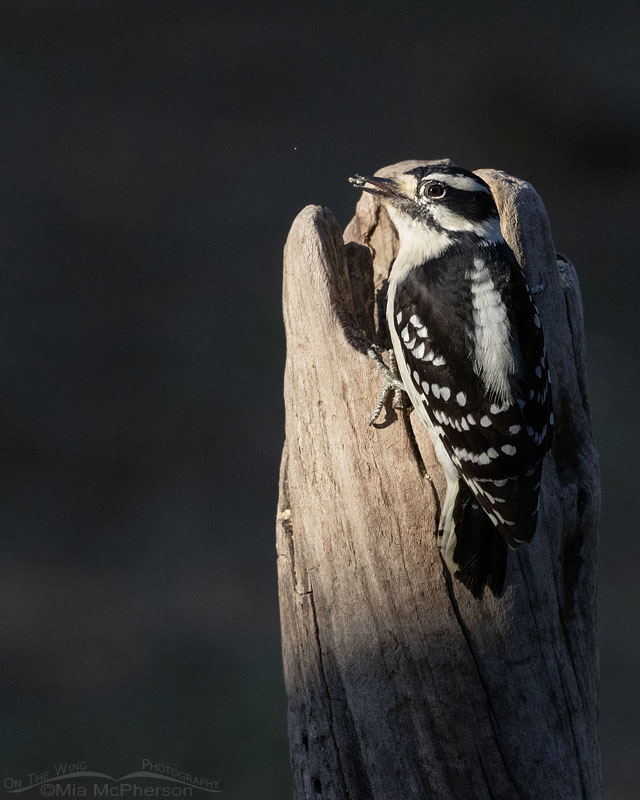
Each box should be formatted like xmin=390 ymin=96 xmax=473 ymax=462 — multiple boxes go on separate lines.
xmin=349 ymin=165 xmax=502 ymax=244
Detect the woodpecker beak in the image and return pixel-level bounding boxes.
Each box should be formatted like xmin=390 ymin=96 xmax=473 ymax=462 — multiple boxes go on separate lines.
xmin=349 ymin=174 xmax=403 ymax=198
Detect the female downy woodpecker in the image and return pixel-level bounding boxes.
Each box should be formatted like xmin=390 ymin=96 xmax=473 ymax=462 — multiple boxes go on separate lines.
xmin=349 ymin=165 xmax=553 ymax=597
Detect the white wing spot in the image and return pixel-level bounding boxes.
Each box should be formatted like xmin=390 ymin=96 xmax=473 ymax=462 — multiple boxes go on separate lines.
xmin=401 ymin=326 xmax=411 ymax=342
xmin=413 ymin=341 xmax=425 ymax=359
xmin=431 ymin=383 xmax=441 ymax=399
xmin=432 ymin=355 xmax=446 ymax=367
xmin=421 ymin=380 xmax=430 ymax=396
xmin=413 ymin=370 xmax=420 ymax=384
xmin=461 ymin=417 xmax=469 ymax=431
xmin=533 ymin=313 xmax=541 ymax=328
xmin=487 ymin=448 xmax=498 ymax=459
xmin=509 ymin=424 xmax=521 ymax=434
xmin=456 ymin=391 xmax=467 ymax=406
xmin=480 ymin=415 xmax=491 ymax=427
xmin=490 ymin=401 xmax=510 ymax=414
xmin=454 ymin=447 xmax=474 ymax=463
xmin=409 ymin=314 xmax=421 ymax=327
xmin=440 ymin=386 xmax=451 ymax=401
xmin=396 ymin=311 xmax=403 ymax=324
xmin=549 ymin=412 xmax=554 ymax=425
xmin=535 ymin=366 xmax=542 ymax=379
xmin=466 ymin=414 xmax=476 ymax=425
xmin=501 ymin=444 xmax=517 ymax=455
xmin=416 ymin=325 xmax=428 ymax=338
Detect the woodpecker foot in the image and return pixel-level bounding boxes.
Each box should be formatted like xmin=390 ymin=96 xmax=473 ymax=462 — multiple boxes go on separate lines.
xmin=367 ymin=347 xmax=405 ymax=425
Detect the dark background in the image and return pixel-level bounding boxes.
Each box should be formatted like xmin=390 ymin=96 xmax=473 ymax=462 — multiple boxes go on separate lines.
xmin=1 ymin=1 xmax=638 ymax=798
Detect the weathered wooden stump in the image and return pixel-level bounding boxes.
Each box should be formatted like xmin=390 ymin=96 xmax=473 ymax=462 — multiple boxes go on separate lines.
xmin=276 ymin=160 xmax=600 ymax=800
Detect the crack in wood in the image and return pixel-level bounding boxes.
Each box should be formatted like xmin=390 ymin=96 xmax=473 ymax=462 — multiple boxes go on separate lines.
xmin=442 ymin=568 xmax=526 ymax=800
xmin=308 ymin=581 xmax=353 ymax=800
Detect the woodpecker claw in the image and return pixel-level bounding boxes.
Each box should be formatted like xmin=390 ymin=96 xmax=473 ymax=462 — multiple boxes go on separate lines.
xmin=367 ymin=347 xmax=405 ymax=424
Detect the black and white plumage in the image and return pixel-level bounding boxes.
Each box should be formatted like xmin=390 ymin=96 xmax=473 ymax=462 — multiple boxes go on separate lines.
xmin=350 ymin=165 xmax=553 ymax=597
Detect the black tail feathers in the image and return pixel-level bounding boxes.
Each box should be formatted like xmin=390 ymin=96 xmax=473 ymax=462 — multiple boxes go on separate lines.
xmin=451 ymin=483 xmax=507 ymax=599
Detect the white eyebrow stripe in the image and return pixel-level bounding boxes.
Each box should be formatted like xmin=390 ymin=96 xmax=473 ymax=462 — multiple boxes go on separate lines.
xmin=425 ymin=173 xmax=491 ymax=194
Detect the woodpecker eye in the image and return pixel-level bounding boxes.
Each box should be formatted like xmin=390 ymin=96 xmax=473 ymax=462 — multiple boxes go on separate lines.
xmin=426 ymin=182 xmax=446 ymax=199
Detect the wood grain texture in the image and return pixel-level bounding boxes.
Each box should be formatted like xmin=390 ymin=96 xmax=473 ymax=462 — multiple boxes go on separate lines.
xmin=277 ymin=161 xmax=600 ymax=800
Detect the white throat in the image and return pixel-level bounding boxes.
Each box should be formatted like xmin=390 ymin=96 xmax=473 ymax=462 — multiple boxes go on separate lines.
xmin=386 ymin=207 xmax=453 ymax=280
